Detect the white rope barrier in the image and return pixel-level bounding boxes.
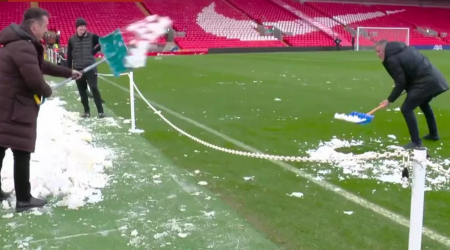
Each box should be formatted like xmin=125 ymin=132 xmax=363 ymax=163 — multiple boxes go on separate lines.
xmin=97 ymin=73 xmax=407 ymax=163
xmin=96 ymin=72 xmax=449 ymax=174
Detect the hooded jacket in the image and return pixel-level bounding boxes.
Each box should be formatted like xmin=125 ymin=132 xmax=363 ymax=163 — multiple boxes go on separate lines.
xmin=0 ymin=23 xmax=72 ymax=152
xmin=383 ymin=42 xmax=449 ymax=103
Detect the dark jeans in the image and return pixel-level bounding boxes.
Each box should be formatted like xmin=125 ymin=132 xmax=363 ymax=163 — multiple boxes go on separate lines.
xmin=75 ymin=68 xmax=104 ymax=113
xmin=0 ymin=147 xmax=32 ymax=201
xmin=401 ymin=94 xmax=438 ymax=144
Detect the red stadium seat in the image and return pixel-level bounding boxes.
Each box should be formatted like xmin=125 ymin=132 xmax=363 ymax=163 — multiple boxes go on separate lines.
xmin=39 ymin=2 xmax=154 ymax=46
xmin=0 ymin=3 xmax=29 ymax=31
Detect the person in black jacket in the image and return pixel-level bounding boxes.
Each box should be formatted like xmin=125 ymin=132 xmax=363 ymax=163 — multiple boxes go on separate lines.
xmin=67 ymin=18 xmax=105 ymax=118
xmin=376 ymin=40 xmax=449 ymax=149
xmin=351 ymin=35 xmax=355 ymax=51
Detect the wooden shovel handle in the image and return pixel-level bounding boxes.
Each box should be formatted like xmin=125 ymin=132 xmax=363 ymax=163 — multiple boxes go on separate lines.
xmin=367 ymin=105 xmax=384 ymax=115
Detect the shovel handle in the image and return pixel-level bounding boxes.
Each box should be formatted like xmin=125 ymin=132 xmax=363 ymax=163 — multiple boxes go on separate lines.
xmin=367 ymin=105 xmax=384 ymax=115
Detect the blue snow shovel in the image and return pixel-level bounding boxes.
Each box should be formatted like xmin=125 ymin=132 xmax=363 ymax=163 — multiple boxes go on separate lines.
xmin=348 ymin=105 xmax=383 ymax=125
xmin=339 ymin=92 xmax=407 ymax=125
xmin=35 ymin=29 xmax=129 ymax=105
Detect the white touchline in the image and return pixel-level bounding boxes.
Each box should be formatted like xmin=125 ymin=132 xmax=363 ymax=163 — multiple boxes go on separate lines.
xmin=98 ymin=76 xmax=450 ymax=247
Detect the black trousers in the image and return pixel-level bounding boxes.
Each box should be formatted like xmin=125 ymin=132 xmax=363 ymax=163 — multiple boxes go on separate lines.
xmin=75 ymin=68 xmax=104 ymax=113
xmin=401 ymin=94 xmax=438 ymax=144
xmin=0 ymin=147 xmax=32 ymax=201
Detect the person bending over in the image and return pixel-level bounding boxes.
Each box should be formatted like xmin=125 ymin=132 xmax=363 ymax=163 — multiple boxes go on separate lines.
xmin=376 ymin=39 xmax=449 ymax=149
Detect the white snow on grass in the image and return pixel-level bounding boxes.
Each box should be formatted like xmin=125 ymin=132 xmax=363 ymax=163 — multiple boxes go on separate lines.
xmin=387 ymin=134 xmax=396 ymax=140
xmin=287 ymin=192 xmax=304 ymax=198
xmin=0 ymin=98 xmax=113 ymax=211
xmin=305 ymin=137 xmax=450 ymax=191
xmin=243 ymin=176 xmax=254 ymax=181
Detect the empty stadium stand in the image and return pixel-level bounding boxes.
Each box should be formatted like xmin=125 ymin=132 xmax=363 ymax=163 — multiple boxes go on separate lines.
xmin=39 ymin=2 xmax=149 ymax=45
xmin=0 ymin=3 xmax=29 ymax=31
xmin=0 ymin=1 xmax=449 ymax=49
xmin=374 ymin=5 xmax=450 ymax=44
xmin=142 ymin=0 xmax=285 ymax=48
xmin=225 ymin=0 xmax=335 ymax=46
xmin=306 ymin=2 xmax=447 ymax=45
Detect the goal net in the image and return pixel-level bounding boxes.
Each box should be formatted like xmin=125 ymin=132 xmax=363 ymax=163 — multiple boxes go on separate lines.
xmin=356 ymin=27 xmax=410 ymax=51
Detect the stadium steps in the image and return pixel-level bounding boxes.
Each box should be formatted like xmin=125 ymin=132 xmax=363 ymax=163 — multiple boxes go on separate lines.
xmin=271 ymin=0 xmax=351 ymax=46
xmin=135 ymin=2 xmax=150 ymax=16
xmin=222 ymin=0 xmax=288 ymax=46
xmin=303 ymin=3 xmax=331 ymax=21
xmin=141 ymin=2 xmax=154 ymax=15
xmin=162 ymin=42 xmax=177 ymax=51
xmin=304 ymin=3 xmax=396 ymax=46
xmin=279 ymin=39 xmax=289 ymax=46
xmin=222 ymin=0 xmax=259 ymax=24
xmin=371 ymin=5 xmax=428 ymax=40
xmin=308 ymin=2 xmax=447 ymax=45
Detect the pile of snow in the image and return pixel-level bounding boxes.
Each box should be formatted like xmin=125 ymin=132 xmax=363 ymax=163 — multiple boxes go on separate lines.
xmin=307 ymin=138 xmax=364 ymax=161
xmin=334 ymin=113 xmax=366 ymax=123
xmin=1 ymin=98 xmax=113 ymax=211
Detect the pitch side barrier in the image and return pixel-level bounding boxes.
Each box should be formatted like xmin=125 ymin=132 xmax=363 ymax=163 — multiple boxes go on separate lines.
xmin=208 ymin=45 xmax=450 ymax=54
xmin=59 ymin=44 xmax=449 ymax=61
xmin=94 ymin=49 xmax=209 ymax=58
xmin=358 ymin=45 xmax=449 ymax=51
xmin=414 ymin=45 xmax=450 ymax=50
xmin=147 ymin=50 xmax=208 ymax=56
xmin=208 ymin=46 xmax=352 ymax=54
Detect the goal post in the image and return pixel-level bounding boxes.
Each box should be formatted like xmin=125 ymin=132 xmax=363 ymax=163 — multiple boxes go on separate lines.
xmin=356 ymin=27 xmax=410 ymax=51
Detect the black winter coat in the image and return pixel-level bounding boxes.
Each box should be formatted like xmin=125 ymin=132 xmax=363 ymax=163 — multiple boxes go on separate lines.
xmin=382 ymin=42 xmax=449 ymax=103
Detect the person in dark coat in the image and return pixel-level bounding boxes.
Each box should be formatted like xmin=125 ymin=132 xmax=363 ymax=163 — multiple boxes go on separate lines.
xmin=0 ymin=8 xmax=82 ymax=212
xmin=351 ymin=35 xmax=355 ymax=51
xmin=67 ymin=18 xmax=106 ymax=118
xmin=376 ymin=40 xmax=449 ymax=149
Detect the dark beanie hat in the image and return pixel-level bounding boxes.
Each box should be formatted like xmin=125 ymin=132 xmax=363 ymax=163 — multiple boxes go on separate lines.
xmin=75 ymin=18 xmax=87 ymax=28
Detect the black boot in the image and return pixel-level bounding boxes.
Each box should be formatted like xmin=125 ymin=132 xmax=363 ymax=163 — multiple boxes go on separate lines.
xmin=81 ymin=112 xmax=90 ymax=118
xmin=16 ymin=197 xmax=47 ymax=213
xmin=402 ymin=141 xmax=423 ymax=150
xmin=0 ymin=190 xmax=11 ymax=201
xmin=98 ymin=113 xmax=106 ymax=119
xmin=423 ymin=134 xmax=440 ymax=141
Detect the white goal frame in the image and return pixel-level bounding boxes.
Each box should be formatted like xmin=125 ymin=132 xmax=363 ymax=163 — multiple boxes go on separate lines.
xmin=356 ymin=27 xmax=410 ymax=51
